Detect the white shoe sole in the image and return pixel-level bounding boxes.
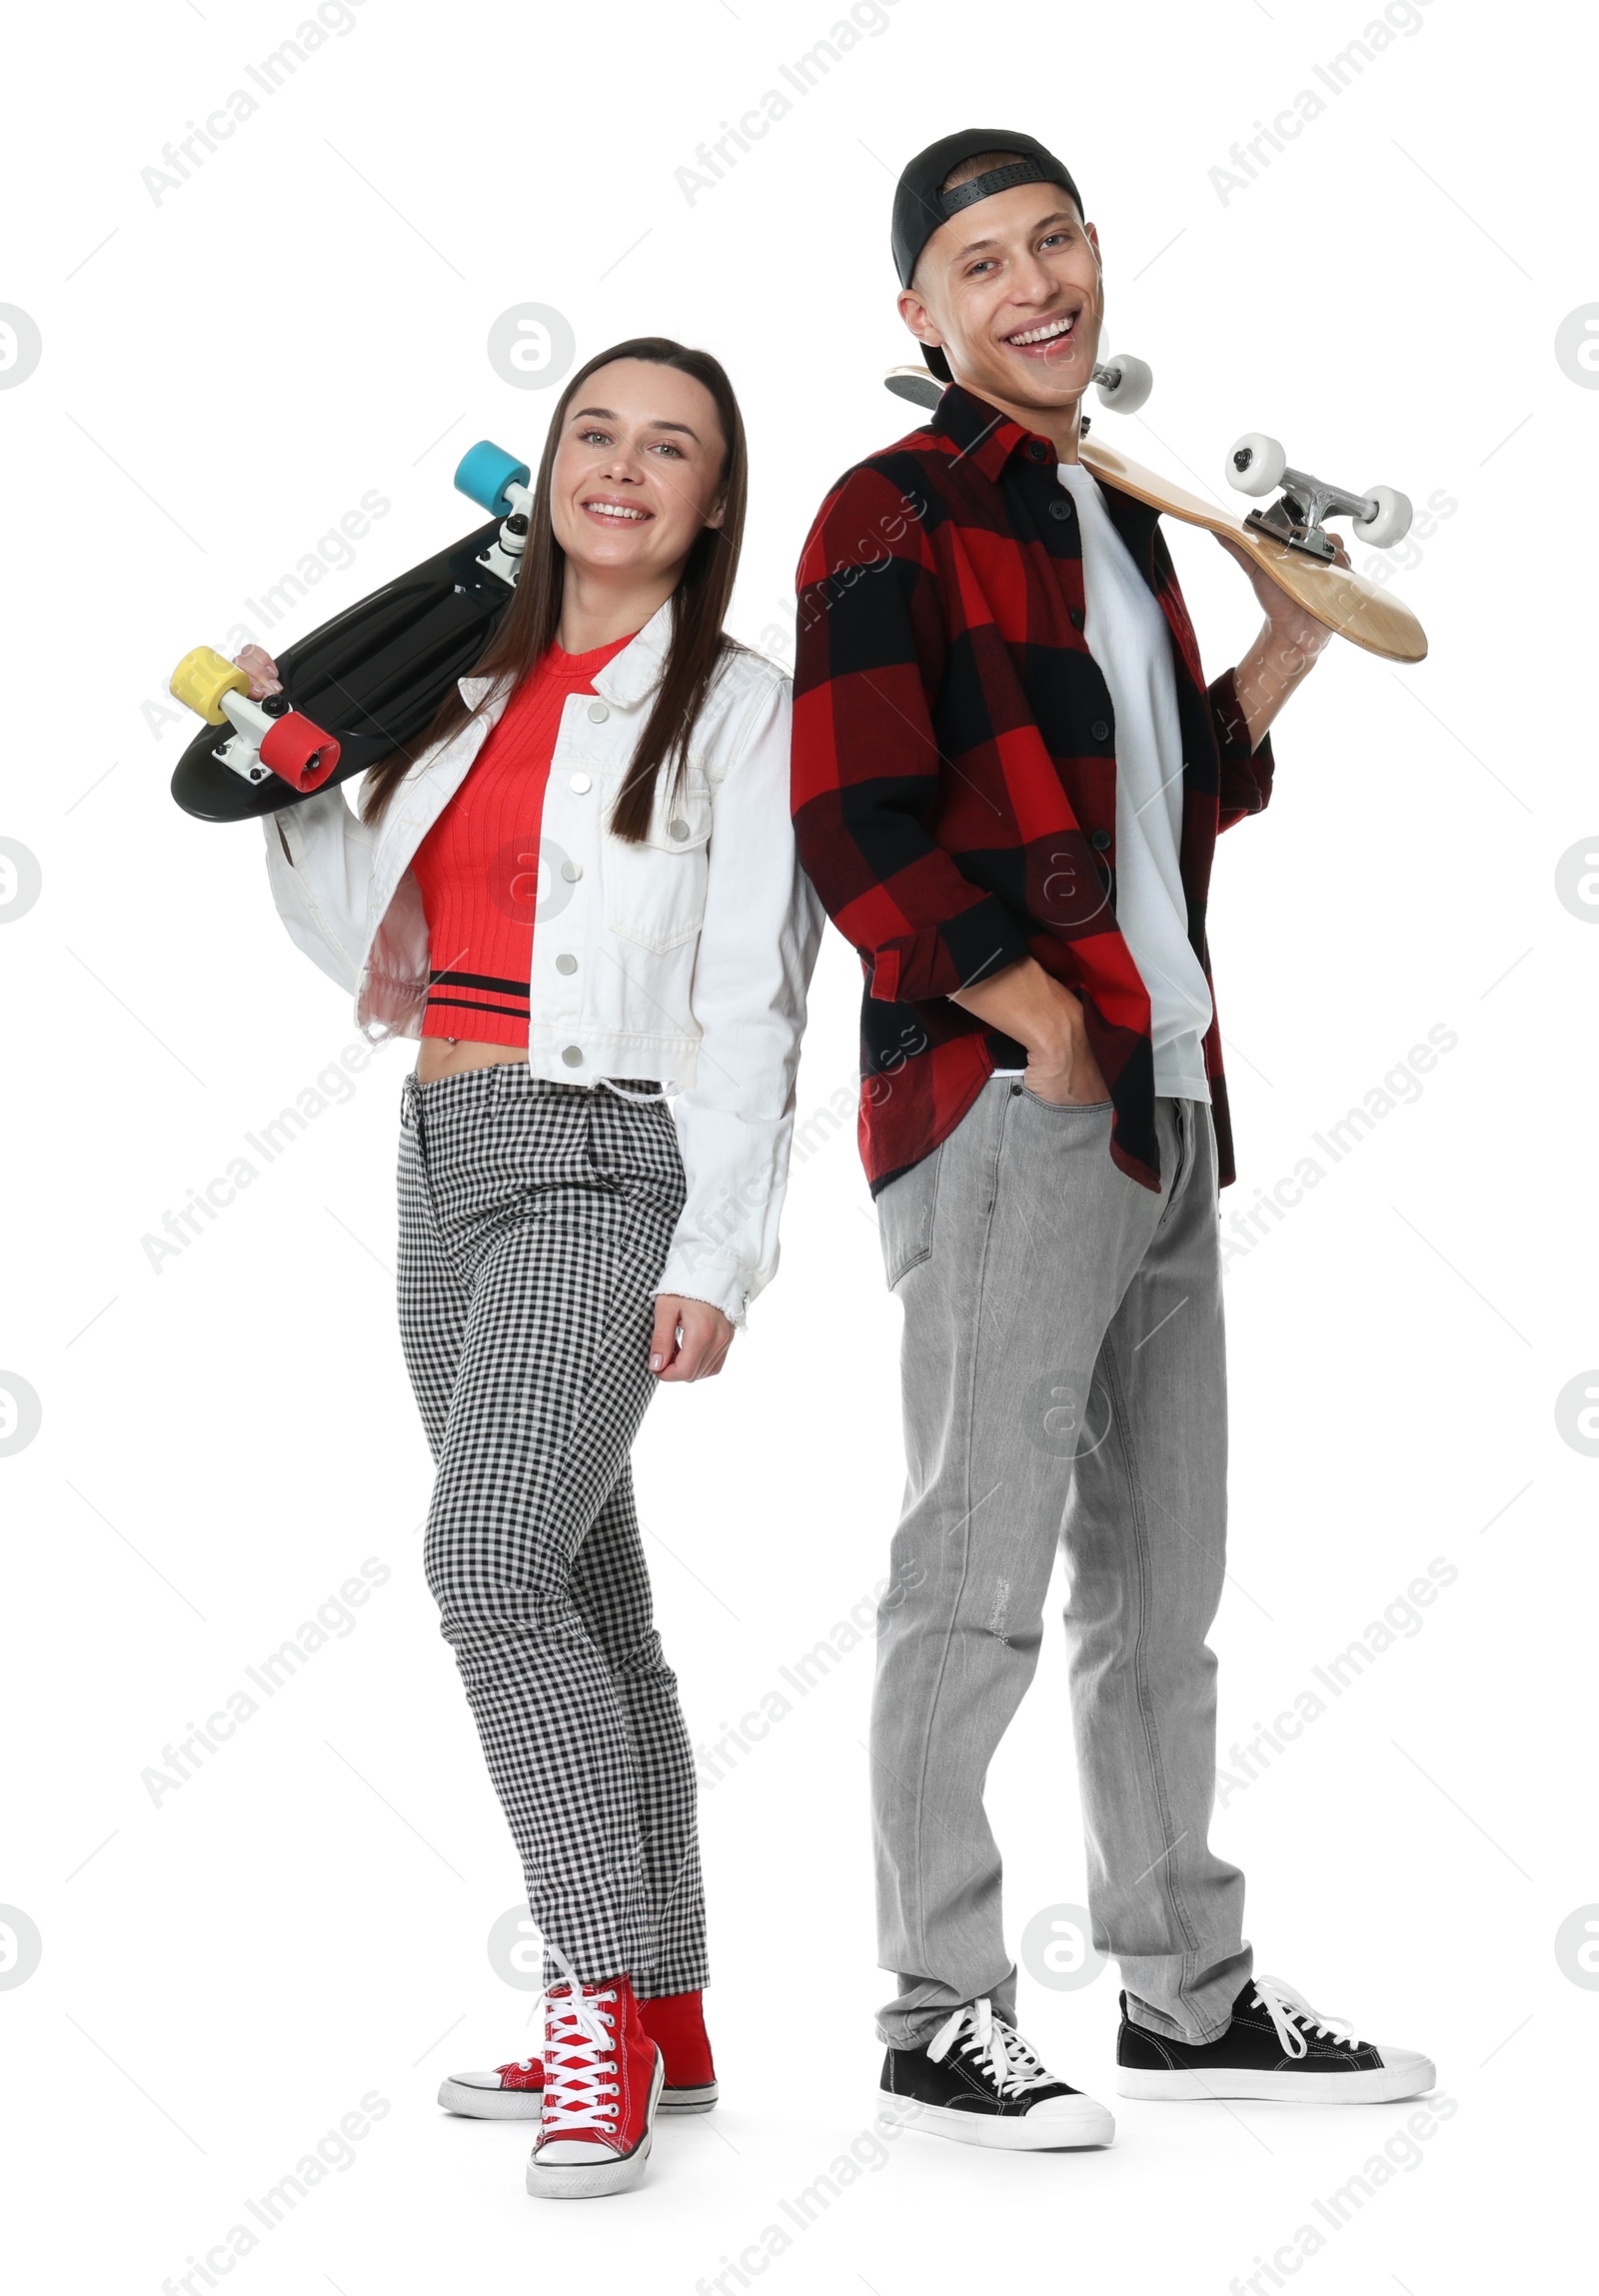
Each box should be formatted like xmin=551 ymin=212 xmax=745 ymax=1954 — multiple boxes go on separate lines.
xmin=439 ymin=2079 xmax=542 ymax=2121
xmin=440 ymin=2075 xmax=716 ymax=2121
xmin=526 ymin=2054 xmax=665 ymax=2200
xmin=1117 ymin=2058 xmax=1435 ymax=2104
xmin=878 ymin=2095 xmax=1114 ymax=2151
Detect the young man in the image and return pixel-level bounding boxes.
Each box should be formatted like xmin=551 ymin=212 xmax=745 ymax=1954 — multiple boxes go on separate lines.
xmin=791 ymin=128 xmax=1433 ymax=2148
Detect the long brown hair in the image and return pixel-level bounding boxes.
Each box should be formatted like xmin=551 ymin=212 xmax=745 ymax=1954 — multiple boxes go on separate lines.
xmin=361 ymin=337 xmax=748 ymax=839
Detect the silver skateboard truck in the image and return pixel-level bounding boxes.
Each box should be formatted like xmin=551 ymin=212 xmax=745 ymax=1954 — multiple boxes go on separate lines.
xmin=1225 ymin=434 xmax=1412 ymax=556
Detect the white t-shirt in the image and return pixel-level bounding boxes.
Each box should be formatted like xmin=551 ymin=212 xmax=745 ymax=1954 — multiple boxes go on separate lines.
xmin=1051 ymin=458 xmax=1213 ymax=1102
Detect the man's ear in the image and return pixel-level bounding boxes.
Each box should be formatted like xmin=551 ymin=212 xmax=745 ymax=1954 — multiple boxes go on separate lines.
xmin=896 ymin=285 xmax=945 ymax=356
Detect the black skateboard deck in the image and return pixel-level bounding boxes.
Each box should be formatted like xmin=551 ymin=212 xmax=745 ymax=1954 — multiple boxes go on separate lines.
xmin=170 ymin=517 xmax=517 ymax=824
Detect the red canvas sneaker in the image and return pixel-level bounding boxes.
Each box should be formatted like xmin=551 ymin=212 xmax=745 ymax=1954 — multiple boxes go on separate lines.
xmin=637 ymin=1988 xmax=718 ymax=2111
xmin=525 ymin=1973 xmax=663 ymax=2201
xmin=441 ymin=1987 xmax=717 ymax=2118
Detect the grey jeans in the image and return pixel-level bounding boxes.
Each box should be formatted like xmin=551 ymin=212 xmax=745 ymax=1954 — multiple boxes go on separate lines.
xmin=871 ymin=1078 xmax=1249 ymax=2047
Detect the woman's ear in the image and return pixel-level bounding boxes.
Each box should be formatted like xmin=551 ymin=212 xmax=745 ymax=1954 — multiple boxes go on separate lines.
xmin=704 ymin=494 xmax=727 ymax=532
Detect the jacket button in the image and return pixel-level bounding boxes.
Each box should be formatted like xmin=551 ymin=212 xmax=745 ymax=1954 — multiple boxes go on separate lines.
xmin=1049 ymin=498 xmax=1073 ymax=521
xmin=1091 ymin=719 xmax=1109 ymax=740
xmin=1026 ymin=440 xmax=1050 ymax=463
xmin=561 ymin=859 xmax=583 ymax=883
xmin=556 ymin=953 xmax=578 ymax=975
xmin=668 ymin=819 xmax=691 ymax=842
xmin=587 ymin=701 xmax=609 ymax=723
xmin=569 ymin=772 xmax=592 ymax=794
xmin=1069 ymin=608 xmax=1085 ymax=630
xmin=562 ymin=1045 xmax=584 ymax=1067
xmin=1090 ymin=828 xmax=1112 ymax=852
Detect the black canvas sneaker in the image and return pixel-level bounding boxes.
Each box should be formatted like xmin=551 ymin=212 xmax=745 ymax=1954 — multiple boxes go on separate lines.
xmin=1116 ymin=1974 xmax=1434 ymax=2103
xmin=879 ymin=1997 xmax=1114 ymax=2150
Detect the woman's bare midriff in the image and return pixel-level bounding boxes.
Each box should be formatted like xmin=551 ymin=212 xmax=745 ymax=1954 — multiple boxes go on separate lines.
xmin=414 ymin=1039 xmax=531 ymax=1085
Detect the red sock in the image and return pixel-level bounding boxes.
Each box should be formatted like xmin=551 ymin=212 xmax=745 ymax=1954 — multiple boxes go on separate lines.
xmin=638 ymin=1989 xmax=715 ymax=2087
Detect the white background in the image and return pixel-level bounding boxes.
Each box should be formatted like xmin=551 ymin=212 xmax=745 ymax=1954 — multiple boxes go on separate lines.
xmin=1 ymin=0 xmax=1593 ymax=2288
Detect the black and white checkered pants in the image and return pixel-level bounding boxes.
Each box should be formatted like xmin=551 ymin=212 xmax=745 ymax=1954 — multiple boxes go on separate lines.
xmin=397 ymin=1063 xmax=707 ymax=1995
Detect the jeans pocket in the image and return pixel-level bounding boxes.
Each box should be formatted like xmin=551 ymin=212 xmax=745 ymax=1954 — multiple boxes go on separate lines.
xmin=877 ymin=1143 xmax=943 ymax=1288
xmin=1018 ymin=1088 xmax=1113 ymax=1113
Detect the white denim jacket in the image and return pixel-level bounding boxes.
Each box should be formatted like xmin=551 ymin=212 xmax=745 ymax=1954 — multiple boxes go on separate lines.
xmin=261 ymin=603 xmax=822 ymax=1324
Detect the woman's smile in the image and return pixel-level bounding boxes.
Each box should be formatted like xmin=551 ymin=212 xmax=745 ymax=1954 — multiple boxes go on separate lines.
xmin=579 ymin=492 xmax=654 ymax=525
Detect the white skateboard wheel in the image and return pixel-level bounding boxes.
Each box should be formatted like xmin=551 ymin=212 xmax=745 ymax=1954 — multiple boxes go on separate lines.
xmin=1226 ymin=433 xmax=1285 ymax=496
xmin=1095 ymin=354 xmax=1152 ymax=414
xmin=1353 ymin=485 xmax=1412 ymax=548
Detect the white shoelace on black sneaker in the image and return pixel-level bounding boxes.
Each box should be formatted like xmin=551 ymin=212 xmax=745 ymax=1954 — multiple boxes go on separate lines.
xmin=1251 ymin=1975 xmax=1373 ymax=2060
xmin=540 ymin=1945 xmax=621 ymax=2138
xmin=926 ymin=1998 xmax=1058 ymax=2098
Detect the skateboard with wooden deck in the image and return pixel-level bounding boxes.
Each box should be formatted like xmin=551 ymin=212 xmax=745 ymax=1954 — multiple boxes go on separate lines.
xmin=884 ymin=362 xmax=1427 ymax=664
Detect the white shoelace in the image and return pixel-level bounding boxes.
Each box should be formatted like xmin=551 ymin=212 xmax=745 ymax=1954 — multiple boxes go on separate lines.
xmin=539 ymin=1945 xmax=621 ymax=2136
xmin=926 ymin=1997 xmax=1057 ymax=2098
xmin=1251 ymin=1974 xmax=1371 ymax=2060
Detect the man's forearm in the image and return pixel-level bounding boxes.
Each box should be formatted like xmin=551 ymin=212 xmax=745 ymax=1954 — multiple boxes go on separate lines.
xmin=950 ymin=955 xmax=1068 ymax=1049
xmin=1231 ymin=610 xmax=1336 ymax=752
xmin=949 ymin=956 xmax=1108 ymax=1101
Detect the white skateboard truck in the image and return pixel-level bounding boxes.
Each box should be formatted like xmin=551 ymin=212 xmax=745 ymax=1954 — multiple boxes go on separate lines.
xmin=168 ymin=649 xmax=342 ymax=793
xmin=453 ymin=441 xmax=537 ymax=586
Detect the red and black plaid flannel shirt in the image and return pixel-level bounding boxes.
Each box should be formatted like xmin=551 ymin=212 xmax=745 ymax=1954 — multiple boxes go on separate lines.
xmin=791 ymin=382 xmax=1275 ymax=1197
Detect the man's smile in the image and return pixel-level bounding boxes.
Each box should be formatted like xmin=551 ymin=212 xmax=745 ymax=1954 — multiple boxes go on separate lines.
xmin=999 ymin=306 xmax=1085 ymax=359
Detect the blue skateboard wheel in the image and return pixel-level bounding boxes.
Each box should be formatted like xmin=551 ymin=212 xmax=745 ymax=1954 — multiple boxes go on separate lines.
xmin=455 ymin=441 xmax=531 ymax=518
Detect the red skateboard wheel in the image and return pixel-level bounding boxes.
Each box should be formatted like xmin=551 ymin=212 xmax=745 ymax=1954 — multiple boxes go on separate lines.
xmin=258 ymin=711 xmax=342 ymax=793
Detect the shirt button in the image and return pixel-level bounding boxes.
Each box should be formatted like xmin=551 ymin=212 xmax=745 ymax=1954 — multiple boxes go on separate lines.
xmin=1091 ymin=719 xmax=1109 ymax=740
xmin=1026 ymin=440 xmax=1050 ymax=463
xmin=1049 ymin=498 xmax=1073 ymax=521
xmin=556 ymin=953 xmax=578 ymax=975
xmin=1090 ymin=828 xmax=1112 ymax=852
xmin=569 ymin=772 xmax=592 ymax=794
xmin=561 ymin=859 xmax=583 ymax=883
xmin=1069 ymin=608 xmax=1085 ymax=631
xmin=668 ymin=819 xmax=691 ymax=842
xmin=562 ymin=1045 xmax=584 ymax=1067
xmin=587 ymin=701 xmax=609 ymax=723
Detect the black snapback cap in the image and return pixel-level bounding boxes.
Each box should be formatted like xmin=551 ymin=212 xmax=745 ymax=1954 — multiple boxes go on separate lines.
xmin=892 ymin=129 xmax=1084 ymax=384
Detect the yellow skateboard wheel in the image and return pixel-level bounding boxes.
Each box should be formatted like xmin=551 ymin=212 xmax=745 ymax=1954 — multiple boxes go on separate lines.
xmin=171 ymin=646 xmax=250 ymax=725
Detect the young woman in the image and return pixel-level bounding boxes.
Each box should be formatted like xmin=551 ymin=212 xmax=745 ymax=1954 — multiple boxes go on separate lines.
xmin=245 ymin=338 xmax=820 ymax=2200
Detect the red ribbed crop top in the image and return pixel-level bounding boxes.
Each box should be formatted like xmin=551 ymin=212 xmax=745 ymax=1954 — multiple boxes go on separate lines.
xmin=411 ymin=632 xmax=635 ymax=1048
